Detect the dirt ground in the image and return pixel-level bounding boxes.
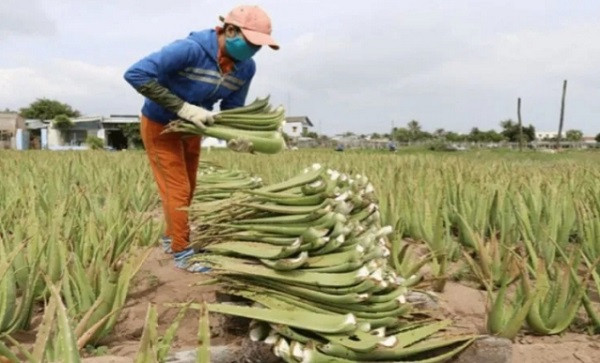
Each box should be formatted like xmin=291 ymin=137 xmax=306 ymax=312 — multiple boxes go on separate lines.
xmin=102 ymin=248 xmax=600 ymax=362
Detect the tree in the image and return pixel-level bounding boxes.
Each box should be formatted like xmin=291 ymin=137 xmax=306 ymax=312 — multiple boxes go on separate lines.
xmin=434 ymin=128 xmax=447 ymax=138
xmin=467 ymin=127 xmax=483 ymax=142
xmin=20 ymin=98 xmax=80 ymax=120
xmin=119 ymin=123 xmax=144 ymax=148
xmin=371 ymin=133 xmax=382 ymax=139
xmin=52 ymin=114 xmax=73 ymax=130
xmin=565 ymin=129 xmax=583 ymax=141
xmin=445 ymin=132 xmax=466 ymax=142
xmin=500 ymin=119 xmax=535 ymax=142
xmin=86 ymin=135 xmax=104 ymax=150
xmin=305 ymin=131 xmax=319 ymax=139
xmin=392 ymin=127 xmax=411 ymax=142
xmin=596 ymin=133 xmax=600 ymax=143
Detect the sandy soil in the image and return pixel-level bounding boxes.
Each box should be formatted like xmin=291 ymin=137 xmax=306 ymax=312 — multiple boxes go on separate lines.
xmin=105 ymin=248 xmax=222 ymax=358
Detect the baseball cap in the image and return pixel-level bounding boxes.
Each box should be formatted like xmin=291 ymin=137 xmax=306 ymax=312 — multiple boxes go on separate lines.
xmin=220 ymin=5 xmax=279 ymax=50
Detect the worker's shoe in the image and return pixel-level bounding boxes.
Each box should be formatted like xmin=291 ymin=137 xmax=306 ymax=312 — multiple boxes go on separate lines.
xmin=173 ymin=248 xmax=211 ymax=273
xmin=160 ymin=236 xmax=173 ymax=254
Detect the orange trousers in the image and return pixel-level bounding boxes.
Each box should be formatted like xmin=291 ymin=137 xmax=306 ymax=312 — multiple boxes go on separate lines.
xmin=141 ymin=115 xmax=201 ymax=252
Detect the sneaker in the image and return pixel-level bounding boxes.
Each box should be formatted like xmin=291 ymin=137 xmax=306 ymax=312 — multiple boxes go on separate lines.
xmin=173 ymin=248 xmax=211 ymax=273
xmin=160 ymin=236 xmax=172 ymax=254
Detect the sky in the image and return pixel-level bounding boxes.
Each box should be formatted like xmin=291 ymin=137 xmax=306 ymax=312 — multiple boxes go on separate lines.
xmin=1 ymin=0 xmax=599 ymax=136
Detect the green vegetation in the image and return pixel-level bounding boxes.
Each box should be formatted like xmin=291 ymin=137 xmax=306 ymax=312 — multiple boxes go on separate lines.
xmin=1 ymin=148 xmax=599 ymax=361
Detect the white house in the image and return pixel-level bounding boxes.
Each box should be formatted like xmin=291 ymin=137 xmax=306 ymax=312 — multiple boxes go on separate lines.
xmin=283 ymin=116 xmax=313 ymax=138
xmin=26 ymin=115 xmax=141 ymax=150
xmin=535 ymin=131 xmax=558 ymax=140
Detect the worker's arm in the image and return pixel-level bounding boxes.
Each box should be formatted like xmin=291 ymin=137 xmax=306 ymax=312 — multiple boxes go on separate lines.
xmin=124 ymin=40 xmax=213 ymax=127
xmin=124 ymin=40 xmax=193 ymax=113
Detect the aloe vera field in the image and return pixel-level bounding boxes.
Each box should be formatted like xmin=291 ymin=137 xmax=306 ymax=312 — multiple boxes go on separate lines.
xmin=1 ymin=148 xmax=600 ymax=363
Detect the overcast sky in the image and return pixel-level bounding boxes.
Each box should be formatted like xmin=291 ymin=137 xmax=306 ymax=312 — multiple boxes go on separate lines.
xmin=1 ymin=0 xmax=599 ymax=135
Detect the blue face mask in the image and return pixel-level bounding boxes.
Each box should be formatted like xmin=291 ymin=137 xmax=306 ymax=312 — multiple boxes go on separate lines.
xmin=225 ymin=35 xmax=260 ymax=61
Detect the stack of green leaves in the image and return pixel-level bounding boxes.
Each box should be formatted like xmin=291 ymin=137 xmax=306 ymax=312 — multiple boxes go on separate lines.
xmin=164 ymin=96 xmax=287 ymax=154
xmin=186 ymin=164 xmax=474 ymax=362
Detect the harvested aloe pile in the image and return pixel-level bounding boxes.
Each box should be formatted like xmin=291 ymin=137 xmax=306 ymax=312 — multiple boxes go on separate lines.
xmin=164 ymin=96 xmax=287 ymax=154
xmin=186 ymin=164 xmax=475 ymax=362
xmin=194 ymin=164 xmax=263 ymax=203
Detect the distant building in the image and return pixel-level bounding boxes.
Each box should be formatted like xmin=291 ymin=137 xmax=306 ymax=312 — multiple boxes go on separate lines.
xmin=283 ymin=116 xmax=313 ymax=138
xmin=0 ymin=112 xmax=27 ymax=150
xmin=25 ymin=115 xmax=141 ymax=150
xmin=535 ymin=131 xmax=558 ymax=140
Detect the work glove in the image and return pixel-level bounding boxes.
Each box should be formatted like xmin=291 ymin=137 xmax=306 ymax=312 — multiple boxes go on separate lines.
xmin=177 ymin=102 xmax=216 ymax=130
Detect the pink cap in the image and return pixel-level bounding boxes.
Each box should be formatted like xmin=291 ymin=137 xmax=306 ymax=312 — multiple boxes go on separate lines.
xmin=220 ymin=5 xmax=279 ymax=50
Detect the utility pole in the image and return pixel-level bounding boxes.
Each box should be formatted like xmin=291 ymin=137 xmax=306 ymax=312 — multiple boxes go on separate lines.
xmin=556 ymin=80 xmax=567 ymax=150
xmin=517 ymin=97 xmax=523 ymax=151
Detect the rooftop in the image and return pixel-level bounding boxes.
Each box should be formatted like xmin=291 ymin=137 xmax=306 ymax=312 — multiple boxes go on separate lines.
xmin=285 ymin=116 xmax=313 ymax=127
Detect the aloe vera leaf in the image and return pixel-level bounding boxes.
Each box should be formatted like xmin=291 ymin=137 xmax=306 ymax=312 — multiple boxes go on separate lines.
xmin=241 ymin=276 xmax=370 ymax=305
xmin=270 ymin=324 xmax=316 ymax=344
xmin=261 ymin=252 xmax=309 ymax=271
xmin=156 ymin=303 xmax=190 ymax=361
xmin=305 ymin=248 xmax=362 ymax=268
xmin=251 ymin=193 xmax=327 ymax=207
xmin=318 ymin=335 xmax=475 ymax=361
xmin=237 ymin=210 xmax=326 ymax=225
xmin=31 ymin=296 xmax=58 ymax=362
xmin=1 ymin=335 xmax=35 ymax=363
xmin=206 ymin=304 xmax=357 ymax=334
xmin=76 ymin=311 xmax=116 ymax=350
xmin=0 ymin=339 xmax=19 ymax=363
xmin=49 ymin=284 xmax=81 ymax=363
xmin=205 ymin=241 xmax=301 ymax=259
xmin=216 ymin=96 xmax=270 ymax=115
xmin=197 ymin=303 xmax=211 ymax=363
xmin=134 ymin=304 xmax=159 ymax=363
xmin=305 ymin=261 xmax=366 ymax=273
xmin=259 ymin=165 xmax=326 ymax=193
xmin=318 ymin=329 xmax=389 ymax=353
xmin=195 ymin=255 xmax=370 ymax=287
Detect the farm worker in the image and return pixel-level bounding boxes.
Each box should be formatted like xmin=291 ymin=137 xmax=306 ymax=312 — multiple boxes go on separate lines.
xmin=123 ymin=5 xmax=279 ymax=272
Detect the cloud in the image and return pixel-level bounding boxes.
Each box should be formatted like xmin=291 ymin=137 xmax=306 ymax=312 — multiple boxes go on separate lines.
xmin=0 ymin=0 xmax=56 ymax=37
xmin=0 ymin=60 xmax=140 ymax=115
xmin=0 ymin=0 xmax=599 ymax=136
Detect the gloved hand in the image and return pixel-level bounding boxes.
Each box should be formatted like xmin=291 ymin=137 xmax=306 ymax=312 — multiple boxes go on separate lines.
xmin=177 ymin=102 xmax=215 ymax=129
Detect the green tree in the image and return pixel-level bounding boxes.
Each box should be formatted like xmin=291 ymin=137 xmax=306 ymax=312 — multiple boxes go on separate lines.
xmin=119 ymin=123 xmax=144 ymax=148
xmin=595 ymin=133 xmax=600 ymax=142
xmin=500 ymin=119 xmax=535 ymax=142
xmin=86 ymin=135 xmax=104 ymax=150
xmin=371 ymin=133 xmax=382 ymax=139
xmin=434 ymin=128 xmax=446 ymax=138
xmin=392 ymin=127 xmax=411 ymax=142
xmin=20 ymin=98 xmax=80 ymax=120
xmin=52 ymin=114 xmax=73 ymax=130
xmin=305 ymin=131 xmax=319 ymax=139
xmin=445 ymin=132 xmax=466 ymax=142
xmin=467 ymin=127 xmax=483 ymax=142
xmin=565 ymin=129 xmax=583 ymax=141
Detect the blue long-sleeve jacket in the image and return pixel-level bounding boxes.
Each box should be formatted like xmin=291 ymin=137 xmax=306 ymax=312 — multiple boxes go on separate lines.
xmin=124 ymin=29 xmax=256 ymax=124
